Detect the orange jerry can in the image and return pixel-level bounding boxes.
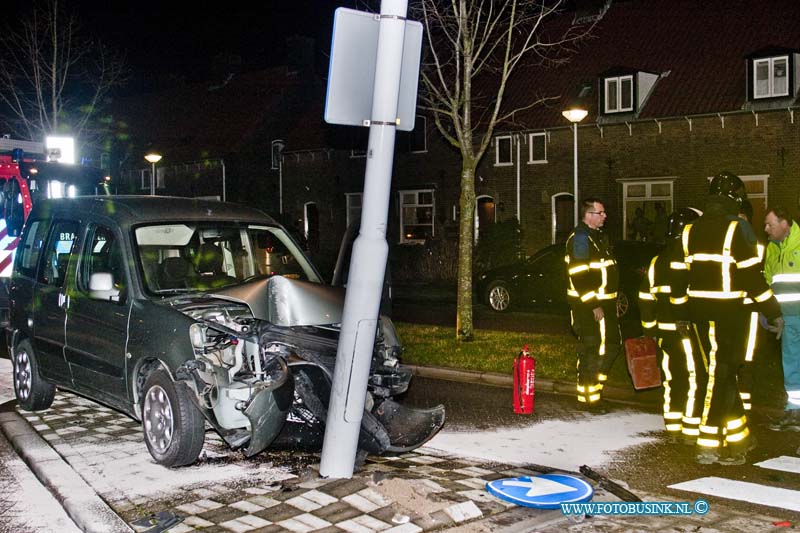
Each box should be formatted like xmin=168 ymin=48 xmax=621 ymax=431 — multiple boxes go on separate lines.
xmin=624 ymin=336 xmax=662 ymax=390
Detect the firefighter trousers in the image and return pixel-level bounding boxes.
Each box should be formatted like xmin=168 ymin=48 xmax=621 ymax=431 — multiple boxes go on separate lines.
xmin=657 ymin=328 xmax=707 ymax=438
xmin=571 ymin=300 xmax=621 ymax=404
xmin=691 ymin=306 xmax=751 ymax=450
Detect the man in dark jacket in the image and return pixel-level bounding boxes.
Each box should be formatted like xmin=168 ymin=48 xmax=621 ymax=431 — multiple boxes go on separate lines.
xmin=639 ymin=207 xmax=706 ymax=444
xmin=672 ymin=172 xmax=783 ymax=465
xmin=565 ymin=197 xmax=621 ymax=409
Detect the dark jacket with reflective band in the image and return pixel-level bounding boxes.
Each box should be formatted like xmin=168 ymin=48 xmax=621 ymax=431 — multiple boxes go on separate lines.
xmin=639 ymin=239 xmax=684 ymax=333
xmin=673 ymin=211 xmax=780 ymax=320
xmin=565 ymin=222 xmax=619 ymax=307
xmin=764 ymin=220 xmax=800 ymax=316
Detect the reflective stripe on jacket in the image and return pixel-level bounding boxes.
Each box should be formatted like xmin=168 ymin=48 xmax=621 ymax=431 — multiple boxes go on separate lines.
xmin=674 ymin=214 xmax=780 ymax=320
xmin=565 ymin=222 xmax=619 ymax=307
xmin=765 ymin=221 xmax=800 ymax=316
xmin=639 ymin=239 xmax=685 ymax=332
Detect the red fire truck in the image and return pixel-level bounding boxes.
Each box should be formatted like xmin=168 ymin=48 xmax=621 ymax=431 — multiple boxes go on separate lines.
xmin=0 ymin=137 xmax=106 ymax=321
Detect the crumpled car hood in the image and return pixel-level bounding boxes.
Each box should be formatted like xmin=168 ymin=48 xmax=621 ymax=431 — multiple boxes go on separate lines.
xmin=208 ymin=276 xmax=344 ymax=327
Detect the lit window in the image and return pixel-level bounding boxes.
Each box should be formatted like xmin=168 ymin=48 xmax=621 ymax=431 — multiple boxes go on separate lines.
xmin=400 ymin=189 xmax=435 ymax=243
xmin=528 ymin=133 xmax=547 ymax=164
xmin=621 ymin=180 xmax=673 ymax=242
xmin=495 ymin=136 xmax=513 ymax=166
xmin=753 ymin=56 xmax=789 ymax=99
xmin=604 ymin=75 xmax=633 ymax=113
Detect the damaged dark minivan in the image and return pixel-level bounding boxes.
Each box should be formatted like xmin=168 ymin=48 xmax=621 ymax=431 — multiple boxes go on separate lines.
xmin=7 ymin=196 xmax=444 ymax=467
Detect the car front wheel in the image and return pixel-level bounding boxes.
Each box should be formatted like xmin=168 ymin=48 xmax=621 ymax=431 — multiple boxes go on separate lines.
xmin=142 ymin=369 xmax=204 ymax=467
xmin=487 ymin=281 xmax=511 ymax=312
xmin=13 ymin=339 xmax=55 ymax=411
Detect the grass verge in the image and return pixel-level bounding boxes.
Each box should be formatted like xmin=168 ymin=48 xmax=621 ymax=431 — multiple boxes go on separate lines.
xmin=396 ymin=322 xmax=629 ymax=386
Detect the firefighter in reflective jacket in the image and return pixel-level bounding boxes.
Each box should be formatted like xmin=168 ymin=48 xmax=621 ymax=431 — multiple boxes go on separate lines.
xmin=639 ymin=207 xmax=707 ymax=443
xmin=565 ymin=197 xmax=621 ymax=407
xmin=672 ymin=172 xmax=782 ymax=465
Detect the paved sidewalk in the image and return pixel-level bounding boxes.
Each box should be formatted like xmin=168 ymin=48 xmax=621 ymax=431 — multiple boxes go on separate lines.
xmin=0 ymin=357 xmax=791 ymax=532
xmin=0 ymin=388 xmax=789 ymax=533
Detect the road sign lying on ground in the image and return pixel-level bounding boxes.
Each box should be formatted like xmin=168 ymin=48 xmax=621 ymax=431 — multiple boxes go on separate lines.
xmin=486 ymin=474 xmax=594 ymax=509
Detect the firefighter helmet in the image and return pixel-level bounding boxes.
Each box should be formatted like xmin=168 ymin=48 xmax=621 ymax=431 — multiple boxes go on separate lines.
xmin=709 ymin=171 xmax=747 ymax=206
xmin=666 ymin=207 xmax=701 ymax=239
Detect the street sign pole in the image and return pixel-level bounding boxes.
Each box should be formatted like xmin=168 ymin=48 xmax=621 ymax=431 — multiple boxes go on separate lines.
xmin=319 ymin=0 xmax=409 ymax=479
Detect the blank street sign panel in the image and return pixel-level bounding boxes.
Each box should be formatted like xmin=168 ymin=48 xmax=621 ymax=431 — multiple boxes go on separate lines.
xmin=325 ymin=7 xmax=423 ymax=131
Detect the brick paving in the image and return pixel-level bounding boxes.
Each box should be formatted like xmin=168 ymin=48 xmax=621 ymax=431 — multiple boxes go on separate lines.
xmin=7 ymin=388 xmax=793 ymax=532
xmin=15 ymin=391 xmax=554 ymax=532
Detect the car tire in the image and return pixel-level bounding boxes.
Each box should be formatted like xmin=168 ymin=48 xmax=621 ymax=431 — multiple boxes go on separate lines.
xmin=12 ymin=339 xmax=55 ymax=411
xmin=142 ymin=369 xmax=204 ymax=467
xmin=487 ymin=281 xmax=511 ymax=312
xmin=616 ymin=291 xmax=629 ymax=318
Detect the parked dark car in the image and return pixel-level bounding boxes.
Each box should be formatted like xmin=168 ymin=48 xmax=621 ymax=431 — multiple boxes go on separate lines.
xmin=475 ymin=240 xmax=662 ymax=329
xmin=7 ymin=196 xmax=444 ymax=467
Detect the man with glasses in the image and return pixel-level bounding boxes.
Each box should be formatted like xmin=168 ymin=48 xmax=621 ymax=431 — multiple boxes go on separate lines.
xmin=565 ymin=198 xmax=621 ymax=410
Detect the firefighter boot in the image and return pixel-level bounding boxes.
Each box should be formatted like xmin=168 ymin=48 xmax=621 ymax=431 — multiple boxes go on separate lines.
xmin=769 ymin=410 xmax=800 ymax=432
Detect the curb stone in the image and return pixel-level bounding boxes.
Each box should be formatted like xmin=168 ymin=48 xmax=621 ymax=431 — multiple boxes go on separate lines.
xmin=0 ymin=409 xmax=133 ymax=533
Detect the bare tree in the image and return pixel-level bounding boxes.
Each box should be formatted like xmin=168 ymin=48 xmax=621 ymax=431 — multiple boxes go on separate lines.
xmin=0 ymin=0 xmax=126 ymax=152
xmin=413 ymin=0 xmax=593 ymax=341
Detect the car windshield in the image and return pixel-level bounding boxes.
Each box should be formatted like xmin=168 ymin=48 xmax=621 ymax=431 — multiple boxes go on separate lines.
xmin=134 ymin=222 xmax=321 ymax=294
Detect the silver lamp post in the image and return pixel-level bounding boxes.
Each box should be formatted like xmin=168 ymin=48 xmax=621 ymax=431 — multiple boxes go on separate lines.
xmin=144 ymin=153 xmax=162 ymax=196
xmin=561 ymin=107 xmax=588 ymax=226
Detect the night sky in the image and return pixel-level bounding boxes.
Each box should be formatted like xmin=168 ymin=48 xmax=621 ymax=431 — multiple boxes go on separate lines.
xmin=10 ymin=1 xmax=353 ymax=83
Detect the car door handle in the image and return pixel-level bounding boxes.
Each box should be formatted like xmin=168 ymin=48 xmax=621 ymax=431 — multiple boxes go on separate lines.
xmin=58 ymin=293 xmax=70 ymax=309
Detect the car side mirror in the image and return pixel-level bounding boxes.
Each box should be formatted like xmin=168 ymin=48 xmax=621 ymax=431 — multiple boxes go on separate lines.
xmin=89 ymin=272 xmax=121 ymax=303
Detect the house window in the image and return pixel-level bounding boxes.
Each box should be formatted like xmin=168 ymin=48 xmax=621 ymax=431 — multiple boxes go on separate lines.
xmin=621 ymin=180 xmax=673 ymax=242
xmin=528 ymin=132 xmax=547 ymax=164
xmin=346 ymin=193 xmax=362 ymax=228
xmin=409 ymin=115 xmax=427 ymax=153
xmin=400 ymin=189 xmax=434 ymax=243
xmin=754 ymin=56 xmax=789 ymax=99
xmin=604 ymin=75 xmax=633 ymax=113
xmin=494 ymin=136 xmax=513 ymax=166
xmin=140 ymin=168 xmax=165 ymax=190
xmin=741 ymin=175 xmax=768 ymax=229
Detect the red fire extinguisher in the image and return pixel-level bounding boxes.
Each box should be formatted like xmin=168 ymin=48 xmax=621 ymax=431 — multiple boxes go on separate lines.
xmin=513 ymin=344 xmax=535 ymax=414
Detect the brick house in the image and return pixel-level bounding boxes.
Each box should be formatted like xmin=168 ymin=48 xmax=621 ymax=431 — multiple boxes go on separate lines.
xmin=279 ymin=0 xmax=800 ymax=278
xmin=109 ymin=1 xmax=800 ymax=281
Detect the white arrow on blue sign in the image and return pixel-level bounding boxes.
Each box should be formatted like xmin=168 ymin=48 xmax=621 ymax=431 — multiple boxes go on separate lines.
xmin=485 ymin=474 xmax=594 ymax=509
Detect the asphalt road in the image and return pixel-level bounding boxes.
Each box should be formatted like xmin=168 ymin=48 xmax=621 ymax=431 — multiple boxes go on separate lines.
xmin=402 ymin=375 xmax=800 ymax=523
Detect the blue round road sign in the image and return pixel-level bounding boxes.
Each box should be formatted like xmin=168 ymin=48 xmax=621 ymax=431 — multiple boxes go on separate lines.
xmin=485 ymin=474 xmax=594 ymax=509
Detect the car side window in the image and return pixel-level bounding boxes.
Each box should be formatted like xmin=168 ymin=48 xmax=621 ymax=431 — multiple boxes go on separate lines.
xmin=38 ymin=220 xmax=79 ymax=287
xmin=79 ymin=225 xmax=126 ymax=295
xmin=15 ymin=219 xmax=49 ymax=279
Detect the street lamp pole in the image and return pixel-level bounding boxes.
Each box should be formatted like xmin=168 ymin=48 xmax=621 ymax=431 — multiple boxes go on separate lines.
xmin=144 ymin=153 xmax=162 ymax=196
xmin=561 ymin=107 xmax=588 ymax=226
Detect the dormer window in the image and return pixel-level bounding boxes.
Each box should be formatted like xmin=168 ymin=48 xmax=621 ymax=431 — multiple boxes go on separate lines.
xmin=599 ymin=69 xmax=658 ymax=117
xmin=753 ymin=56 xmax=789 ymax=99
xmin=604 ymin=75 xmax=633 ymax=113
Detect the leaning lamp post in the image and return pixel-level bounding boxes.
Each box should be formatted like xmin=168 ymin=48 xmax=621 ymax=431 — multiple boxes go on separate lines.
xmin=561 ymin=106 xmax=588 ymax=226
xmin=144 ymin=153 xmax=162 ymax=196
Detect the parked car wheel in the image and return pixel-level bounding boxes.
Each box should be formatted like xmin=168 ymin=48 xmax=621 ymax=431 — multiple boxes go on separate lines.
xmin=487 ymin=281 xmax=511 ymax=312
xmin=13 ymin=339 xmax=55 ymax=411
xmin=616 ymin=291 xmax=629 ymax=318
xmin=142 ymin=369 xmax=204 ymax=467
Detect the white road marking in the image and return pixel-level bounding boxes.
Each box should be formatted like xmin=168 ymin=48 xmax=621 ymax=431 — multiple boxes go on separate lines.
xmin=669 ymin=477 xmax=800 ymax=512
xmin=754 ymin=456 xmax=800 ymax=475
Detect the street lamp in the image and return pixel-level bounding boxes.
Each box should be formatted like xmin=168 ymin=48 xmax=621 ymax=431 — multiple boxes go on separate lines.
xmin=562 ymin=105 xmax=588 ymax=226
xmin=144 ymin=153 xmax=162 ymax=196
